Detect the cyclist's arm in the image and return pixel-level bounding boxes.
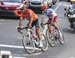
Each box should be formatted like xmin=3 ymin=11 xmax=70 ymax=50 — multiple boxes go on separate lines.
xmin=28 ymin=14 xmax=33 ymax=27
xmin=41 ymin=15 xmax=44 ymax=24
xmin=19 ymin=16 xmax=24 ymax=28
xmin=14 ymin=10 xmax=22 ymax=17
xmin=41 ymin=11 xmax=46 ymax=24
xmin=30 ymin=15 xmax=33 ymax=24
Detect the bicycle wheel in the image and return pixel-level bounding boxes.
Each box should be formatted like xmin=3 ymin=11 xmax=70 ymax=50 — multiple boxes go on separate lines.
xmin=46 ymin=29 xmax=56 ymax=47
xmin=58 ymin=29 xmax=65 ymax=44
xmin=22 ymin=34 xmax=36 ymax=54
xmin=40 ymin=34 xmax=49 ymax=52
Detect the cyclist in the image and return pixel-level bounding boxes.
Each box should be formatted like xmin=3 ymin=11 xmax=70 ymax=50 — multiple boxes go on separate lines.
xmin=41 ymin=4 xmax=64 ymax=43
xmin=14 ymin=3 xmax=43 ymax=47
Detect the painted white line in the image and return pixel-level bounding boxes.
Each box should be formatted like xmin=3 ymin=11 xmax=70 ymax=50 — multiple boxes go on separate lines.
xmin=0 ymin=44 xmax=41 ymax=50
xmin=0 ymin=23 xmax=4 ymax=24
xmin=0 ymin=44 xmax=23 ymax=48
xmin=0 ymin=22 xmax=7 ymax=24
xmin=54 ymin=3 xmax=62 ymax=12
xmin=14 ymin=57 xmax=26 ymax=58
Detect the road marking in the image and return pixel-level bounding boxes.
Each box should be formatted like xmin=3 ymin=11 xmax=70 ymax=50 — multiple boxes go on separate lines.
xmin=54 ymin=3 xmax=62 ymax=12
xmin=0 ymin=23 xmax=4 ymax=24
xmin=13 ymin=57 xmax=26 ymax=58
xmin=0 ymin=44 xmax=41 ymax=50
xmin=0 ymin=22 xmax=7 ymax=24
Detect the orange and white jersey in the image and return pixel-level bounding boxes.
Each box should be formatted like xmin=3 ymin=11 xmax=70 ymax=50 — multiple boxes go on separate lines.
xmin=15 ymin=9 xmax=38 ymax=21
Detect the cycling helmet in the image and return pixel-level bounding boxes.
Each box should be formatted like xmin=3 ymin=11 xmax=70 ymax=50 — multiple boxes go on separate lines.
xmin=47 ymin=9 xmax=53 ymax=19
xmin=18 ymin=3 xmax=29 ymax=10
xmin=18 ymin=0 xmax=29 ymax=9
xmin=41 ymin=4 xmax=48 ymax=11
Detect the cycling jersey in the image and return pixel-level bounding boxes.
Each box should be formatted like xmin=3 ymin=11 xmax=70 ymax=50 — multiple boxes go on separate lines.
xmin=15 ymin=9 xmax=38 ymax=22
xmin=43 ymin=8 xmax=57 ymax=18
xmin=42 ymin=8 xmax=58 ymax=23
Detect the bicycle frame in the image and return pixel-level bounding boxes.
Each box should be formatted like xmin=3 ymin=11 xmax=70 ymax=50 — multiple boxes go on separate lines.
xmin=41 ymin=23 xmax=48 ymax=35
xmin=41 ymin=23 xmax=54 ymax=35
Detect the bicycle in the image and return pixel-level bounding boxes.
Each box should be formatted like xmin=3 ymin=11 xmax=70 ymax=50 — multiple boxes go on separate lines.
xmin=18 ymin=27 xmax=48 ymax=54
xmin=41 ymin=22 xmax=65 ymax=47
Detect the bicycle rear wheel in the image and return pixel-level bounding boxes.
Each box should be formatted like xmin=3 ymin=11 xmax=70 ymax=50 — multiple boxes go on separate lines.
xmin=22 ymin=34 xmax=36 ymax=54
xmin=46 ymin=29 xmax=56 ymax=47
xmin=40 ymin=34 xmax=49 ymax=52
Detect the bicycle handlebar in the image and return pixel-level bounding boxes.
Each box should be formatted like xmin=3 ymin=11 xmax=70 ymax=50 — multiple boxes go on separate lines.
xmin=42 ymin=22 xmax=53 ymax=25
xmin=19 ymin=27 xmax=33 ymax=30
xmin=17 ymin=27 xmax=33 ymax=34
xmin=42 ymin=22 xmax=55 ymax=27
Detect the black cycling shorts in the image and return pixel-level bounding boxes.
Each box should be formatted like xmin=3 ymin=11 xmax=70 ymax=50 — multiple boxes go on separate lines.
xmin=32 ymin=19 xmax=40 ymax=28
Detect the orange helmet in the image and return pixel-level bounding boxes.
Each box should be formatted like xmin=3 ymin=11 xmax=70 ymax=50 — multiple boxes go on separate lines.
xmin=41 ymin=4 xmax=48 ymax=11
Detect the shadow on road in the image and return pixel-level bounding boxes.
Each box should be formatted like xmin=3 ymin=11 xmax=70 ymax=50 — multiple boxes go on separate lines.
xmin=62 ymin=28 xmax=75 ymax=34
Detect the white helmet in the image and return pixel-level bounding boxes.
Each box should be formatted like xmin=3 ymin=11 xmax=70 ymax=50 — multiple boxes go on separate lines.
xmin=17 ymin=4 xmax=28 ymax=10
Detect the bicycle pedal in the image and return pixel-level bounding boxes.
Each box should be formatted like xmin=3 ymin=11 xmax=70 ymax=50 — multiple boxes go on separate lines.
xmin=35 ymin=43 xmax=39 ymax=48
xmin=35 ymin=44 xmax=42 ymax=48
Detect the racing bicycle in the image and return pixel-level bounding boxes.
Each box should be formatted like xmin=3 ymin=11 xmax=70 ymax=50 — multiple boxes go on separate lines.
xmin=41 ymin=22 xmax=65 ymax=47
xmin=18 ymin=27 xmax=48 ymax=54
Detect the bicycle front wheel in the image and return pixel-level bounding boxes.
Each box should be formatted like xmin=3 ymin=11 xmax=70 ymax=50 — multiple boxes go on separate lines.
xmin=58 ymin=29 xmax=65 ymax=44
xmin=22 ymin=34 xmax=36 ymax=54
xmin=40 ymin=34 xmax=49 ymax=52
xmin=46 ymin=29 xmax=56 ymax=47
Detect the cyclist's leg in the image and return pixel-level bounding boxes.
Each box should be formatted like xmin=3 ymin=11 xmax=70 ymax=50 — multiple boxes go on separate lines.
xmin=34 ymin=19 xmax=42 ymax=40
xmin=31 ymin=19 xmax=40 ymax=40
xmin=52 ymin=16 xmax=62 ymax=34
xmin=27 ymin=21 xmax=38 ymax=40
xmin=53 ymin=16 xmax=63 ymax=40
xmin=48 ymin=19 xmax=52 ymax=34
xmin=34 ymin=19 xmax=44 ymax=47
xmin=47 ymin=19 xmax=56 ymax=47
xmin=52 ymin=16 xmax=59 ymax=30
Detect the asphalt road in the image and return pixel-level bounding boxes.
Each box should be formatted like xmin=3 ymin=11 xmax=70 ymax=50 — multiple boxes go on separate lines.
xmin=0 ymin=1 xmax=75 ymax=58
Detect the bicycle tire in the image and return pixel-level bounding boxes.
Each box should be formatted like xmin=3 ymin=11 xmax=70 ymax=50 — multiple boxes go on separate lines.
xmin=46 ymin=29 xmax=56 ymax=47
xmin=58 ymin=29 xmax=65 ymax=44
xmin=40 ymin=34 xmax=49 ymax=52
xmin=22 ymin=34 xmax=36 ymax=54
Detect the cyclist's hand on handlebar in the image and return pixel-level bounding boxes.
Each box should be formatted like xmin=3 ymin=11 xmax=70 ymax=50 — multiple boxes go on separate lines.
xmin=41 ymin=23 xmax=44 ymax=28
xmin=27 ymin=23 xmax=32 ymax=28
xmin=17 ymin=27 xmax=21 ymax=32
